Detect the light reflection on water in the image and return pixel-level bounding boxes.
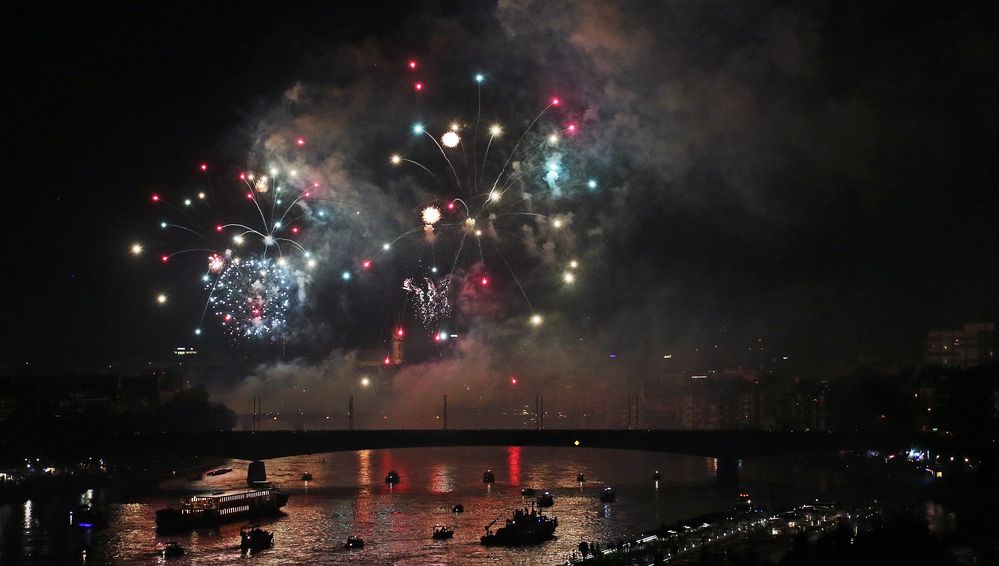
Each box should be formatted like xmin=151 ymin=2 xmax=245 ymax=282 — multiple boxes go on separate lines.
xmin=0 ymin=447 xmax=883 ymax=565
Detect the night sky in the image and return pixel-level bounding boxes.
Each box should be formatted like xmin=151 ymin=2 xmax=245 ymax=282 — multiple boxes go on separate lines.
xmin=7 ymin=2 xmax=998 ymax=390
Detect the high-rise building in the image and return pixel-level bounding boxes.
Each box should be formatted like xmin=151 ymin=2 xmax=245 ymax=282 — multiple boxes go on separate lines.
xmin=925 ymin=322 xmax=997 ymax=368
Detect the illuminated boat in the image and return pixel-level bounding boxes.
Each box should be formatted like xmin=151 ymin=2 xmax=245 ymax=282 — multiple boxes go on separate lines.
xmin=344 ymin=535 xmax=364 ymax=549
xmin=536 ymin=491 xmax=555 ymax=507
xmin=433 ymin=524 xmax=454 ymax=539
xmin=70 ymin=505 xmax=108 ymax=529
xmin=481 ymin=507 xmax=558 ymax=546
xmin=576 ymin=473 xmax=586 ymax=482
xmin=385 ymin=471 xmax=400 ymax=485
xmin=155 ymin=487 xmax=288 ymax=532
xmin=240 ymin=526 xmax=273 ymax=552
xmin=599 ymin=486 xmax=616 ymax=503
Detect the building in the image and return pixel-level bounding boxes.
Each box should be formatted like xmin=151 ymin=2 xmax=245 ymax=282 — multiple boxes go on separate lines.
xmin=925 ymin=322 xmax=997 ymax=368
xmin=639 ymin=369 xmax=763 ymax=430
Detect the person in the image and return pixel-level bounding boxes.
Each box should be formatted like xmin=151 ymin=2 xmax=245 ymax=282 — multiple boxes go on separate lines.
xmin=579 ymin=541 xmax=589 ymax=558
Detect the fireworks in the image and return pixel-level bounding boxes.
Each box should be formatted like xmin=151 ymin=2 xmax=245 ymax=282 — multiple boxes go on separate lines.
xmin=208 ymin=253 xmax=226 ymax=273
xmin=421 ymin=206 xmax=442 ymax=225
xmin=441 ymin=130 xmax=460 ymax=148
xmin=373 ymin=74 xmax=595 ymax=336
xmin=403 ymin=277 xmax=453 ymax=327
xmin=208 ymin=256 xmax=294 ymax=340
xmin=139 ymin=161 xmax=315 ymax=341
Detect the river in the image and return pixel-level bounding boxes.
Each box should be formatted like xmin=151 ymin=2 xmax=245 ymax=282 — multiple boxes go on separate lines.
xmin=0 ymin=446 xmax=909 ymax=565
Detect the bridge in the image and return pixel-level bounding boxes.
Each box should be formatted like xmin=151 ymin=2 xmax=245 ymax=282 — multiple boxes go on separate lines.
xmin=98 ymin=429 xmax=875 ymax=461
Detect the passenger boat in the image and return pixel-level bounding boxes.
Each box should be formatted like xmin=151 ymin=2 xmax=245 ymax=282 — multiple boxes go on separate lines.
xmin=385 ymin=471 xmax=400 ymax=485
xmin=482 ymin=470 xmax=495 ymax=483
xmin=344 ymin=535 xmax=364 ymax=549
xmin=206 ymin=467 xmax=233 ymax=477
xmin=155 ymin=487 xmax=289 ymax=532
xmin=599 ymin=486 xmax=616 ymax=503
xmin=240 ymin=526 xmax=273 ymax=552
xmin=432 ymin=524 xmax=454 ymax=539
xmin=536 ymin=491 xmax=555 ymax=507
xmin=481 ymin=507 xmax=558 ymax=546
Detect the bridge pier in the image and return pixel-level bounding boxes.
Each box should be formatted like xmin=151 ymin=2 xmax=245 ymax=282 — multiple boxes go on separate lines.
xmin=247 ymin=460 xmax=267 ymax=486
xmin=715 ymin=457 xmax=740 ymax=484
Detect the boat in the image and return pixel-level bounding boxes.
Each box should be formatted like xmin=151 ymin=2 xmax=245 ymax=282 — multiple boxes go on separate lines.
xmin=536 ymin=491 xmax=554 ymax=507
xmin=70 ymin=505 xmax=108 ymax=529
xmin=206 ymin=467 xmax=233 ymax=477
xmin=385 ymin=471 xmax=400 ymax=485
xmin=240 ymin=526 xmax=273 ymax=552
xmin=482 ymin=470 xmax=495 ymax=483
xmin=480 ymin=507 xmax=558 ymax=546
xmin=155 ymin=487 xmax=289 ymax=532
xmin=301 ymin=472 xmax=313 ymax=482
xmin=599 ymin=486 xmax=616 ymax=503
xmin=432 ymin=524 xmax=454 ymax=540
xmin=521 ymin=487 xmax=537 ymax=497
xmin=652 ymin=470 xmax=662 ymax=481
xmin=451 ymin=503 xmax=464 ymax=513
xmin=162 ymin=542 xmax=185 ymax=558
xmin=344 ymin=535 xmax=364 ymax=549
xmin=576 ymin=473 xmax=586 ymax=482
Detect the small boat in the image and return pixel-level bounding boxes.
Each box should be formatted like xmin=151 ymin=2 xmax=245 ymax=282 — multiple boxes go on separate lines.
xmin=600 ymin=486 xmax=616 ymax=503
xmin=481 ymin=507 xmax=558 ymax=546
xmin=652 ymin=470 xmax=662 ymax=481
xmin=432 ymin=524 xmax=454 ymax=540
xmin=70 ymin=505 xmax=108 ymax=529
xmin=162 ymin=542 xmax=185 ymax=558
xmin=482 ymin=470 xmax=495 ymax=483
xmin=240 ymin=526 xmax=273 ymax=552
xmin=206 ymin=467 xmax=233 ymax=477
xmin=451 ymin=503 xmax=464 ymax=513
xmin=385 ymin=471 xmax=400 ymax=485
xmin=521 ymin=487 xmax=537 ymax=497
xmin=344 ymin=535 xmax=364 ymax=549
xmin=536 ymin=491 xmax=554 ymax=507
xmin=302 ymin=472 xmax=313 ymax=482
xmin=577 ymin=473 xmax=586 ymax=482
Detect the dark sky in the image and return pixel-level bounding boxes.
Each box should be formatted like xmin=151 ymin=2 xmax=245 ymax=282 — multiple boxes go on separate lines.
xmin=6 ymin=1 xmax=999 ymax=383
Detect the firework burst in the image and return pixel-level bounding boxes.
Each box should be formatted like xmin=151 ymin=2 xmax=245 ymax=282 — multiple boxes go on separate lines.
xmin=373 ymin=68 xmax=599 ymax=334
xmin=403 ymin=276 xmax=453 ymax=327
xmin=137 ymin=163 xmax=317 ymax=339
